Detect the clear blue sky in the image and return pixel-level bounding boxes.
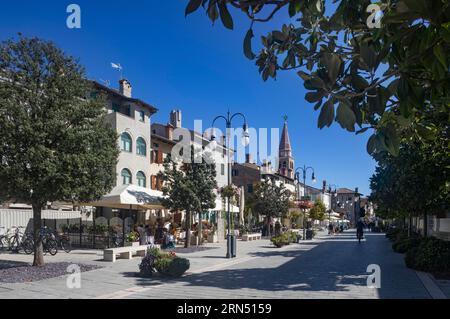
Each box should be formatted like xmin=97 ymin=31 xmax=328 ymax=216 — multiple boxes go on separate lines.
xmin=0 ymin=0 xmax=376 ymax=195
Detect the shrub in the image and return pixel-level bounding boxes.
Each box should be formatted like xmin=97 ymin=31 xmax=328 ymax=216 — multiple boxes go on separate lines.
xmin=404 ymin=237 xmax=450 ymax=273
xmin=392 ymin=238 xmax=421 ymax=254
xmin=385 ymin=228 xmax=401 ymax=241
xmin=164 ymin=257 xmax=190 ymax=277
xmin=138 ymin=248 xmax=166 ymax=277
xmin=155 ymin=257 xmax=173 ymax=273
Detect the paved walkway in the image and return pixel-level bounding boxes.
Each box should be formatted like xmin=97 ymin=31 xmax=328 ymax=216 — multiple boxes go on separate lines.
xmin=0 ymin=230 xmax=435 ymax=299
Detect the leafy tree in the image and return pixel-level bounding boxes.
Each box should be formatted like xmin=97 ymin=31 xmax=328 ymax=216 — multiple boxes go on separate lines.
xmin=159 ymin=146 xmax=217 ymax=247
xmin=253 ymin=178 xmax=291 ymax=236
xmin=185 ymin=0 xmax=450 ymax=156
xmin=0 ymin=37 xmax=119 ymax=266
xmin=370 ymin=108 xmax=449 ymax=236
xmin=309 ymin=199 xmax=326 ymax=221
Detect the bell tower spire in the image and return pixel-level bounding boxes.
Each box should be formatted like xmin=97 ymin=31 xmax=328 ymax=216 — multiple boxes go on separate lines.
xmin=278 ymin=116 xmax=295 ymax=179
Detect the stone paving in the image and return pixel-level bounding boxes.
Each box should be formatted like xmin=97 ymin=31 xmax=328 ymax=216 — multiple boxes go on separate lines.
xmin=0 ymin=230 xmax=437 ymax=299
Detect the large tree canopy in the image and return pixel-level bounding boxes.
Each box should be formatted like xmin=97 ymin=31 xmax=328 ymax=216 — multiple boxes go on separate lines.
xmin=159 ymin=146 xmax=217 ymax=247
xmin=186 ymin=0 xmax=450 ymax=156
xmin=0 ymin=37 xmax=119 ymax=265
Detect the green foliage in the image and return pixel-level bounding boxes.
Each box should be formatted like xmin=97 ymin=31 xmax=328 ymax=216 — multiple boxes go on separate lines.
xmin=252 ymin=179 xmax=291 ymax=220
xmin=185 ymin=0 xmax=450 ymax=156
xmin=164 ymin=257 xmax=190 ymax=277
xmin=271 ymin=231 xmax=298 ymax=247
xmin=0 ymin=37 xmax=119 ymax=266
xmin=309 ymin=199 xmax=326 ymax=221
xmin=404 ymin=237 xmax=450 ymax=273
xmin=126 ymin=231 xmax=139 ymax=242
xmin=159 ymin=146 xmax=217 ymax=247
xmin=392 ymin=237 xmax=421 ymax=254
xmin=0 ymin=37 xmax=119 ymax=206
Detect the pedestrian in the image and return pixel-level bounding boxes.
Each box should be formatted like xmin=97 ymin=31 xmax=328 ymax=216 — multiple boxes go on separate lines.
xmin=328 ymin=223 xmax=333 ymax=235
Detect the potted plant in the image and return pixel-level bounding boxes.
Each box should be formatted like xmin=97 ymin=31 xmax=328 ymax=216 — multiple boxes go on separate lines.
xmin=125 ymin=231 xmax=140 ymax=247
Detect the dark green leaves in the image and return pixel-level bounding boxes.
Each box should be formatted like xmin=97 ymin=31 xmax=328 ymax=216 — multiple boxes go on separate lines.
xmin=185 ymin=0 xmax=203 ymax=16
xmin=321 ymin=53 xmax=341 ymax=84
xmin=243 ymin=29 xmax=256 ymax=60
xmin=318 ymin=99 xmax=334 ymax=129
xmin=336 ymin=101 xmax=356 ymax=132
xmin=218 ymin=1 xmax=233 ymax=30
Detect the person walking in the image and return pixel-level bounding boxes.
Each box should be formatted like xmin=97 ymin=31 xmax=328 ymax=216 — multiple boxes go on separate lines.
xmin=356 ymin=219 xmax=364 ymax=243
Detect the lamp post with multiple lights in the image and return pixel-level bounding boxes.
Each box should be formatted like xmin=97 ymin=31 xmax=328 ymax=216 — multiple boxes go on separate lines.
xmin=295 ymin=165 xmax=316 ymax=240
xmin=210 ymin=111 xmax=249 ymax=259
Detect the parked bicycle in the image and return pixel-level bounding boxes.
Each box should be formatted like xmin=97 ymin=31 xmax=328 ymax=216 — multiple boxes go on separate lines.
xmin=8 ymin=226 xmax=26 ymax=252
xmin=54 ymin=232 xmax=72 ymax=253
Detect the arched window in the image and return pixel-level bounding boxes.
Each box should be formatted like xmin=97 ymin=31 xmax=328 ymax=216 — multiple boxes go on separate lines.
xmin=121 ymin=168 xmax=132 ymax=185
xmin=120 ymin=133 xmax=132 ymax=152
xmin=136 ymin=137 xmax=147 ymax=156
xmin=137 ymin=171 xmax=146 ymax=188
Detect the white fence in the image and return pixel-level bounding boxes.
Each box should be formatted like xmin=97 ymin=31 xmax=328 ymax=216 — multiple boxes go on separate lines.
xmin=0 ymin=209 xmax=91 ymax=232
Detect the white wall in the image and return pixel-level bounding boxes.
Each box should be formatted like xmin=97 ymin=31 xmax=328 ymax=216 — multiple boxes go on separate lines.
xmin=0 ymin=209 xmax=92 ymax=232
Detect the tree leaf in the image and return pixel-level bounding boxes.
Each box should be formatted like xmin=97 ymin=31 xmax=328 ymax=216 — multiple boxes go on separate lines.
xmin=185 ymin=0 xmax=203 ymax=16
xmin=218 ymin=2 xmax=233 ymax=30
xmin=321 ymin=53 xmax=341 ymax=84
xmin=318 ymin=99 xmax=335 ymax=129
xmin=336 ymin=101 xmax=356 ymax=132
xmin=243 ymin=29 xmax=256 ymax=60
xmin=306 ymin=90 xmax=324 ymax=103
xmin=366 ymin=134 xmax=377 ymax=154
xmin=433 ymin=45 xmax=447 ymax=69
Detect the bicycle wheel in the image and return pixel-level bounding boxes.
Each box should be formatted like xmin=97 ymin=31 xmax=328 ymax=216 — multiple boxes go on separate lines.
xmin=61 ymin=238 xmax=72 ymax=253
xmin=22 ymin=237 xmax=34 ymax=255
xmin=9 ymin=236 xmax=20 ymax=252
xmin=45 ymin=239 xmax=58 ymax=256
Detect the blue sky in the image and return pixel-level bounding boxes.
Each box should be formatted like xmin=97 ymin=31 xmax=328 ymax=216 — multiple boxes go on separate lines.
xmin=0 ymin=1 xmax=376 ymax=195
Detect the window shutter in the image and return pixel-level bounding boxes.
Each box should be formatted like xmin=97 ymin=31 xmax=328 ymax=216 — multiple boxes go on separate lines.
xmin=157 ymin=151 xmax=163 ymax=164
xmin=151 ymin=175 xmax=157 ymax=190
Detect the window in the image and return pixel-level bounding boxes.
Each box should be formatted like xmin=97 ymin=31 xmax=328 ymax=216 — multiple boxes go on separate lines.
xmin=137 ymin=171 xmax=146 ymax=188
xmin=112 ymin=103 xmax=120 ymax=112
xmin=221 ymin=164 xmax=225 ymax=176
xmin=136 ymin=137 xmax=147 ymax=156
xmin=232 ymin=169 xmax=239 ymax=177
xmin=121 ymin=169 xmax=132 ymax=185
xmin=139 ymin=110 xmax=145 ymax=122
xmin=247 ymin=184 xmax=254 ymax=193
xmin=125 ymin=105 xmax=131 ymax=117
xmin=120 ymin=133 xmax=132 ymax=152
xmin=282 ymin=161 xmax=287 ymax=168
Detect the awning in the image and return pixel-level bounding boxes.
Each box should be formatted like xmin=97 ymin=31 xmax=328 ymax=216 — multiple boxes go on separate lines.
xmin=85 ymin=184 xmax=165 ymax=210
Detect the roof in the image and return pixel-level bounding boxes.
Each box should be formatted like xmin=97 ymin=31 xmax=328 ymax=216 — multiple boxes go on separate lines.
xmin=337 ymin=188 xmax=363 ymax=195
xmin=92 ymin=81 xmax=158 ymax=114
xmin=279 ymin=121 xmax=292 ymax=152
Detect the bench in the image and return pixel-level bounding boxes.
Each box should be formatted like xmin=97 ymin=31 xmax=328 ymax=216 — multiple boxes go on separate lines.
xmin=241 ymin=233 xmax=262 ymax=241
xmin=103 ymin=244 xmax=160 ymax=262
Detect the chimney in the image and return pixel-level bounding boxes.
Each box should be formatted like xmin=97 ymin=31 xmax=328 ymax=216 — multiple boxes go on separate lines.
xmin=322 ymin=180 xmax=327 ymax=193
xmin=170 ymin=110 xmax=182 ymax=128
xmin=245 ymin=153 xmax=253 ymax=164
xmin=355 ymin=187 xmax=359 ymax=194
xmin=166 ymin=124 xmax=174 ymax=140
xmin=119 ymin=79 xmax=132 ymax=98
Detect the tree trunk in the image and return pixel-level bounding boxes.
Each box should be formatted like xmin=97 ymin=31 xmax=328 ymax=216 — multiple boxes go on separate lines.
xmin=408 ymin=213 xmax=412 ymax=238
xmin=267 ymin=216 xmax=271 ymax=237
xmin=198 ymin=212 xmax=202 ymax=246
xmin=423 ymin=211 xmax=428 ymax=237
xmin=185 ymin=211 xmax=191 ymax=248
xmin=32 ymin=204 xmax=44 ymax=267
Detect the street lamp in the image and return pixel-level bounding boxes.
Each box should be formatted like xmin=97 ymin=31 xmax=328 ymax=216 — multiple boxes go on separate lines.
xmin=295 ymin=165 xmax=315 ymax=241
xmin=211 ymin=110 xmax=249 ymax=259
xmin=326 ymin=184 xmax=338 ymax=221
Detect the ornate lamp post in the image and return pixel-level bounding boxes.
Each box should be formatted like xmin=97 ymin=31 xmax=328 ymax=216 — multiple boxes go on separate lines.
xmin=211 ymin=111 xmax=249 ymax=259
xmin=295 ymin=165 xmax=316 ymax=240
xmin=326 ymin=184 xmax=338 ymax=221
